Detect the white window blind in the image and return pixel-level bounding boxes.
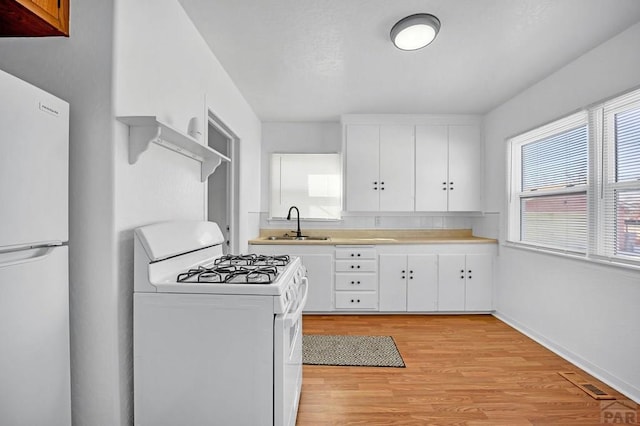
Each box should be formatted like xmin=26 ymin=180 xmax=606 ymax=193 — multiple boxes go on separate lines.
xmin=601 ymin=93 xmax=640 ymax=262
xmin=508 ymin=86 xmax=640 ymax=268
xmin=508 ymin=112 xmax=588 ymax=253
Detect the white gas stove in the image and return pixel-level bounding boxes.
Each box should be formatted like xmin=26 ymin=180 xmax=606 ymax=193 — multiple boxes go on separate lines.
xmin=133 ymin=221 xmax=307 ymax=426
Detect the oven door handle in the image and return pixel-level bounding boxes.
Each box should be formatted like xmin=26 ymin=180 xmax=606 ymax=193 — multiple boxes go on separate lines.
xmin=286 ymin=277 xmax=308 ymax=328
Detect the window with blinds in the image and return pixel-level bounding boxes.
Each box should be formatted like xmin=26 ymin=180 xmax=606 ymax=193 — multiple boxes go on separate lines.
xmin=601 ymin=95 xmax=640 ymax=262
xmin=508 ymin=86 xmax=640 ymax=267
xmin=508 ymin=112 xmax=588 ymax=253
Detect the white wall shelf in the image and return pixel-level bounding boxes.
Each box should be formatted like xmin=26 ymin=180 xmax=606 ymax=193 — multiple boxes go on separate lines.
xmin=117 ymin=116 xmax=230 ymax=182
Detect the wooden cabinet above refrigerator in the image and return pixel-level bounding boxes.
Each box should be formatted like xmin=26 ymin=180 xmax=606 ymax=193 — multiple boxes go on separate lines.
xmin=0 ymin=0 xmax=70 ymax=37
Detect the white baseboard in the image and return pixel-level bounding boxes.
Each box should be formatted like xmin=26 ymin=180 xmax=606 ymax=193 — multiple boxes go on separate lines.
xmin=493 ymin=311 xmax=640 ymax=404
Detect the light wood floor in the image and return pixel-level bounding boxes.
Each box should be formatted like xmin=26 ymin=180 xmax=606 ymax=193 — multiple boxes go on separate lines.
xmin=298 ymin=315 xmax=629 ymax=425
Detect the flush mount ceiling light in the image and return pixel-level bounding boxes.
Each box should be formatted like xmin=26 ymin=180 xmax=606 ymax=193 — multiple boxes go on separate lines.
xmin=390 ymin=13 xmax=441 ymax=51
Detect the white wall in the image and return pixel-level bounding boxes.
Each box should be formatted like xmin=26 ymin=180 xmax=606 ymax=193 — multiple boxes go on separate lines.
xmin=113 ymin=0 xmax=262 ymax=424
xmin=0 ymin=1 xmax=120 ymax=424
xmin=484 ymin=22 xmax=640 ymax=402
xmin=0 ymin=0 xmax=261 ymax=424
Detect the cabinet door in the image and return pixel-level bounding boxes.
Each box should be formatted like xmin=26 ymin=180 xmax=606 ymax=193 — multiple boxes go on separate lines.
xmin=448 ymin=125 xmax=482 ymax=211
xmin=407 ymin=254 xmax=438 ymax=311
xmin=415 ymin=125 xmax=448 ymax=211
xmin=2 ymin=0 xmax=70 ymax=36
xmin=378 ymin=254 xmax=407 ymax=311
xmin=345 ymin=125 xmax=379 ymax=211
xmin=379 ymin=125 xmax=415 ymax=211
xmin=464 ymin=254 xmax=493 ymax=311
xmin=249 ymin=246 xmax=334 ymax=312
xmin=437 ymin=254 xmax=466 ymax=311
xmin=300 ymin=254 xmax=333 ymax=312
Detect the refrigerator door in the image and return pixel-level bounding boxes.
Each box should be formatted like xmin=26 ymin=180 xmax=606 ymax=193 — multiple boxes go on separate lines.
xmin=0 ymin=245 xmax=71 ymax=426
xmin=0 ymin=69 xmax=69 ymax=249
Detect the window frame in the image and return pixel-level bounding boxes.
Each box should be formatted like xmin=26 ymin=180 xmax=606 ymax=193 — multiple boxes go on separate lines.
xmin=596 ymin=91 xmax=640 ymax=264
xmin=507 ymin=111 xmax=589 ymax=254
xmin=507 ymin=86 xmax=640 ymax=269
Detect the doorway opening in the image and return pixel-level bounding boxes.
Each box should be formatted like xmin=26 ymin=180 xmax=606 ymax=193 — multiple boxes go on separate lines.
xmin=206 ymin=110 xmax=239 ymax=254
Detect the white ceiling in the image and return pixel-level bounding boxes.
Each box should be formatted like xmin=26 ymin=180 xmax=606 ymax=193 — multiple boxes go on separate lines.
xmin=178 ymin=0 xmax=640 ymax=122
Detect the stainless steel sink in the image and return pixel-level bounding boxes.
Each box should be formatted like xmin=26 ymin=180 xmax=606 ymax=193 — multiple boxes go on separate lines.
xmin=266 ymin=235 xmax=330 ymax=241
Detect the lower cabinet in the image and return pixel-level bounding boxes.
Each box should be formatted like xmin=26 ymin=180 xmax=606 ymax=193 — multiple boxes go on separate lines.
xmin=334 ymin=246 xmax=378 ymax=311
xmin=438 ymin=253 xmax=492 ymax=311
xmin=299 ymin=253 xmax=334 ymax=312
xmin=379 ymin=254 xmax=437 ymax=311
xmin=249 ymin=244 xmax=333 ymax=312
xmin=250 ymin=242 xmax=494 ymax=313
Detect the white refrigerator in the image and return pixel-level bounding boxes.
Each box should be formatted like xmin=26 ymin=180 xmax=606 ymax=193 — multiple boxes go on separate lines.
xmin=0 ymin=69 xmax=71 ymax=425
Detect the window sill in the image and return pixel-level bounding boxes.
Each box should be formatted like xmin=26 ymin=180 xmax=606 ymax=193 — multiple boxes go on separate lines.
xmin=503 ymin=241 xmax=640 ymax=274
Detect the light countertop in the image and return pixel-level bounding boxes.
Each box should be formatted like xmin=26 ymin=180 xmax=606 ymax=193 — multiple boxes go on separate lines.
xmin=248 ymin=229 xmax=497 ymax=245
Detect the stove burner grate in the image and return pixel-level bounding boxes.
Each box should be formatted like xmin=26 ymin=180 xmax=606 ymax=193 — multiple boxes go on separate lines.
xmin=214 ymin=254 xmax=290 ymax=267
xmin=176 ymin=255 xmax=290 ymax=284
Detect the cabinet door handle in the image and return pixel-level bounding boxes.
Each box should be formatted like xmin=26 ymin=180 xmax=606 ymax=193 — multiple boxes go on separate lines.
xmin=357 ymin=265 xmax=361 ymax=269
xmin=409 ymin=276 xmax=413 ymax=279
xmin=357 ymin=253 xmax=361 ymax=257
xmin=402 ymin=276 xmax=405 ymax=279
xmin=460 ymin=275 xmax=465 ymax=279
xmin=460 ymin=269 xmax=464 ymax=273
xmin=468 ymin=275 xmax=472 ymax=279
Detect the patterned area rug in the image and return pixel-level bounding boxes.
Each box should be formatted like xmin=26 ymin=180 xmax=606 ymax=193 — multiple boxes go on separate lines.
xmin=302 ymin=335 xmax=405 ymax=368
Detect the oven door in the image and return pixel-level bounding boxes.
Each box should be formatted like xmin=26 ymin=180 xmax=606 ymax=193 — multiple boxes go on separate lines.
xmin=274 ymin=277 xmax=308 ymax=426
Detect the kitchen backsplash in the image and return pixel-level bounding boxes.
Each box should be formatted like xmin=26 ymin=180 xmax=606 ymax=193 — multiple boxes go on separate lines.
xmin=256 ymin=211 xmax=500 ymax=239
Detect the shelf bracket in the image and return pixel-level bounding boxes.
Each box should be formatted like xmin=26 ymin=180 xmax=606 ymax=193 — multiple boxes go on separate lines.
xmin=201 ymin=157 xmax=223 ymax=182
xmin=128 ymin=125 xmax=161 ymax=164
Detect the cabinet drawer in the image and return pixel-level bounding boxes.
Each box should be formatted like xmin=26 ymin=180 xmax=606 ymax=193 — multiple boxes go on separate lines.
xmin=335 ymin=247 xmax=376 ymax=260
xmin=335 ymin=273 xmax=377 ymax=291
xmin=335 ymin=291 xmax=378 ymax=310
xmin=335 ymin=260 xmax=376 ymax=272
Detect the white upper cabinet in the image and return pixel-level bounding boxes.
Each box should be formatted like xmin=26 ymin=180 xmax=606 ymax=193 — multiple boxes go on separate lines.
xmin=379 ymin=126 xmax=415 ymax=211
xmin=448 ymin=125 xmax=482 ymax=211
xmin=415 ymin=125 xmax=448 ymax=211
xmin=415 ymin=124 xmax=482 ymax=212
xmin=345 ymin=125 xmax=379 ymax=211
xmin=345 ymin=125 xmax=414 ymax=212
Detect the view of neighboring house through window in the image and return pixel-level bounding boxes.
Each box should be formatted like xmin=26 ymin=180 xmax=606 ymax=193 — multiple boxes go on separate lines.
xmin=508 ymin=86 xmax=640 ymax=266
xmin=602 ymin=98 xmax=640 ymax=259
xmin=508 ymin=112 xmax=588 ymax=254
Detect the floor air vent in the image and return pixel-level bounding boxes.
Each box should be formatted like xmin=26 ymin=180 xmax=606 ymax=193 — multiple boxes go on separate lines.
xmin=559 ymin=371 xmax=616 ymax=400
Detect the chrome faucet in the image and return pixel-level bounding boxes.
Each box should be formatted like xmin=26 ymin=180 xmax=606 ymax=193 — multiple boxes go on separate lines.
xmin=286 ymin=206 xmax=302 ymax=238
